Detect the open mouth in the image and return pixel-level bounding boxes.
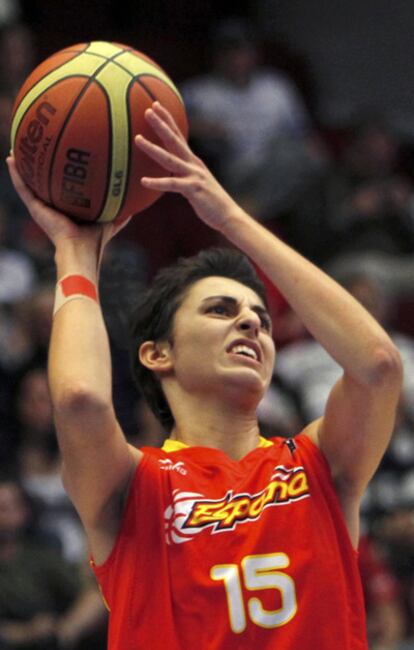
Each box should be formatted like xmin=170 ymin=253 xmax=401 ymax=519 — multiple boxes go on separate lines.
xmin=227 ymin=341 xmax=261 ymax=362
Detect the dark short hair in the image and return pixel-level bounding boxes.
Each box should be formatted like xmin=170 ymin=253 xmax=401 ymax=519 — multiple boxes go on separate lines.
xmin=129 ymin=247 xmax=268 ymax=432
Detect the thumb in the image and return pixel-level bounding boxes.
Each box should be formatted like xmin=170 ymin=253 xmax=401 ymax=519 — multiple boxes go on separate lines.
xmin=97 ymin=213 xmax=134 ymax=268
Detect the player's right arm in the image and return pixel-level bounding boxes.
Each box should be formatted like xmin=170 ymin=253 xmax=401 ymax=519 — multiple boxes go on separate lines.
xmin=7 ymin=158 xmax=141 ymax=564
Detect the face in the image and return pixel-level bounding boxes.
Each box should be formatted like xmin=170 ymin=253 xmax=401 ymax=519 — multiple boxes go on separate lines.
xmin=165 ymin=276 xmax=275 ymax=403
xmin=0 ymin=483 xmax=28 ymax=539
xmin=347 ymin=278 xmax=386 ymax=323
xmin=17 ymin=368 xmax=53 ymax=432
xmin=217 ymin=44 xmax=257 ymax=84
xmin=31 ymin=287 xmax=54 ymax=345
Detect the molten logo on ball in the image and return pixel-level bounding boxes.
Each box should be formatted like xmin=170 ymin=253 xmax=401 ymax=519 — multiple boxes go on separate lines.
xmin=18 ymin=100 xmax=56 ymax=184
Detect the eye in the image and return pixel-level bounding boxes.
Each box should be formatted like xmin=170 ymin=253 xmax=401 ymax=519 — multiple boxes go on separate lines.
xmin=259 ymin=313 xmax=272 ymax=332
xmin=206 ymin=304 xmax=230 ymax=316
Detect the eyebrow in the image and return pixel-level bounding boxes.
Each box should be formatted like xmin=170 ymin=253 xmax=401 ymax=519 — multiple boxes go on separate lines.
xmin=201 ymin=295 xmax=270 ymax=319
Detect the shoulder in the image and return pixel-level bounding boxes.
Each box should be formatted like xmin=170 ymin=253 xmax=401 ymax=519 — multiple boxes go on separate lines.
xmin=263 ymin=430 xmax=325 ymax=471
xmin=139 ymin=445 xmax=168 ymax=457
xmin=266 ymin=422 xmax=321 ymax=450
xmin=270 ymin=424 xmax=336 ymax=475
xmin=298 ymin=419 xmax=321 ymax=447
xmin=181 ymin=74 xmax=220 ymax=97
xmin=255 ymin=68 xmax=297 ymax=91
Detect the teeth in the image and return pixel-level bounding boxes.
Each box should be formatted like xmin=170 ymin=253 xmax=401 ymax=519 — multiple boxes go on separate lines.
xmin=231 ymin=345 xmax=258 ymax=360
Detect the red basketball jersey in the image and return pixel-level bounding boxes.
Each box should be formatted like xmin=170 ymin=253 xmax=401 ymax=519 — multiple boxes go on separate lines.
xmin=91 ymin=433 xmax=368 ymax=649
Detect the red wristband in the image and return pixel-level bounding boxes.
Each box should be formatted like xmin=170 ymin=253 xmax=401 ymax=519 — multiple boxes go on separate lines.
xmin=54 ymin=274 xmax=99 ymax=316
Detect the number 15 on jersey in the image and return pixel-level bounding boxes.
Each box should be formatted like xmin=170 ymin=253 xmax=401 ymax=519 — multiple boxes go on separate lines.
xmin=210 ymin=552 xmax=297 ymax=634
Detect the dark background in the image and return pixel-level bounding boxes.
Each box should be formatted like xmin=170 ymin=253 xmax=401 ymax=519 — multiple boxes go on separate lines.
xmin=18 ymin=0 xmax=414 ymax=135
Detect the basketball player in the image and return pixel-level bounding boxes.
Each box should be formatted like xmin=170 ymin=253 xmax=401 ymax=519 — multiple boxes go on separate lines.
xmin=7 ymin=102 xmax=402 ymax=649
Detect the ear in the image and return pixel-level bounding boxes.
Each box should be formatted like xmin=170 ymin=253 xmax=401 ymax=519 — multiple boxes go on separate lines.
xmin=139 ymin=340 xmax=173 ymax=374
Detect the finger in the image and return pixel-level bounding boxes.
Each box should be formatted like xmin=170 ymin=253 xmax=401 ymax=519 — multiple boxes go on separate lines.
xmin=141 ymin=175 xmax=191 ymax=194
xmin=135 ymin=134 xmax=191 ymax=175
xmin=7 ymin=157 xmax=37 ymax=208
xmin=151 ymin=101 xmax=183 ymax=137
xmin=98 ymin=215 xmax=134 ymax=267
xmin=110 ymin=212 xmax=134 ymax=237
xmin=145 ymin=108 xmax=192 ymax=162
xmin=7 ymin=156 xmax=68 ymax=226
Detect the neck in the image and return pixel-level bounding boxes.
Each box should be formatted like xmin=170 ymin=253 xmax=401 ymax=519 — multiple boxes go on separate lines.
xmin=168 ymin=392 xmax=261 ymax=460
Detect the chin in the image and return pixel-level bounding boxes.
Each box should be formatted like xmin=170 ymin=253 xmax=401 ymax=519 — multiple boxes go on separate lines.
xmin=218 ymin=368 xmax=266 ymax=402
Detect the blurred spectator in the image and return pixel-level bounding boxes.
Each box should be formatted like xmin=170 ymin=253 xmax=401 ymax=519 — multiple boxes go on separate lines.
xmin=4 ymin=282 xmax=54 ymax=376
xmin=0 ymin=283 xmax=53 ymax=469
xmin=15 ymin=367 xmax=53 ymax=440
xmin=257 ymin=377 xmax=305 ymax=439
xmin=361 ymin=397 xmax=414 ymax=645
xmin=327 ymin=118 xmax=414 ymax=257
xmin=362 ymin=398 xmax=414 ymax=521
xmin=284 ymin=117 xmax=414 ymax=297
xmin=0 ymin=200 xmax=37 ymax=441
xmin=128 ymin=398 xmax=166 ymax=450
xmin=0 ymin=90 xmax=13 ymax=158
xmin=0 ymin=474 xmax=106 ymax=650
xmin=358 ymin=535 xmax=405 ymax=650
xmin=0 ymin=0 xmax=21 ymax=29
xmin=373 ymin=504 xmax=414 ymax=645
xmin=0 ymin=93 xmax=28 ymax=247
xmin=181 ymin=17 xmax=326 ymax=220
xmin=0 ymin=201 xmax=36 ymax=304
xmin=0 ymin=21 xmax=36 ymax=98
xmin=18 ymin=219 xmax=55 ymax=282
xmin=11 ymin=367 xmax=86 ymax=563
xmin=99 ymin=239 xmax=150 ymax=437
xmin=274 ymin=272 xmax=414 ymax=422
xmin=0 ymin=19 xmax=38 ymax=248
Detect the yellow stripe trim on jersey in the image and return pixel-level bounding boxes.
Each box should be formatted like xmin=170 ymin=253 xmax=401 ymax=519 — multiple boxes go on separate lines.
xmin=258 ymin=437 xmax=273 ymax=448
xmin=162 ymin=437 xmax=273 ymax=453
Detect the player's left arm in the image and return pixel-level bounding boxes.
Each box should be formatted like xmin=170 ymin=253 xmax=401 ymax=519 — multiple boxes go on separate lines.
xmin=135 ymin=103 xmax=403 ymax=546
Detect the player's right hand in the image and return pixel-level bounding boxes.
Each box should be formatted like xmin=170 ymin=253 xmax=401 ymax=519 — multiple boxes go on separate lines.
xmin=7 ymin=155 xmax=87 ymax=245
xmin=7 ymin=156 xmax=132 ymax=258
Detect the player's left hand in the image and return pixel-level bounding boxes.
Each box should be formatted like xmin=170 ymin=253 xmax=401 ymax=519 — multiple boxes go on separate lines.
xmin=135 ymin=101 xmax=240 ymax=233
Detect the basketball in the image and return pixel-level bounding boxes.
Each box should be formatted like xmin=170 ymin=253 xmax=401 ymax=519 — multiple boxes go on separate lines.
xmin=10 ymin=41 xmax=188 ymax=223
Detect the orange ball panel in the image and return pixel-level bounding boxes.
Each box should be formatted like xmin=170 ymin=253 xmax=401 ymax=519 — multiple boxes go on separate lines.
xmin=50 ymin=81 xmax=110 ymax=222
xmin=120 ymin=77 xmax=188 ymax=219
xmin=13 ymin=47 xmax=89 ymax=111
xmin=140 ymin=74 xmax=189 ymax=139
xmin=13 ymin=76 xmax=91 ymax=205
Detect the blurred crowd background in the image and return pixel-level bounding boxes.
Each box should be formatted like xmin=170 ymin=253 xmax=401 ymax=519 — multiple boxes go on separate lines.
xmin=1 ymin=1 xmax=414 ymax=648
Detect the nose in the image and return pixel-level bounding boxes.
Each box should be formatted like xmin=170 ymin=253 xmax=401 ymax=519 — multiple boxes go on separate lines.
xmin=236 ymin=307 xmax=261 ymax=337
